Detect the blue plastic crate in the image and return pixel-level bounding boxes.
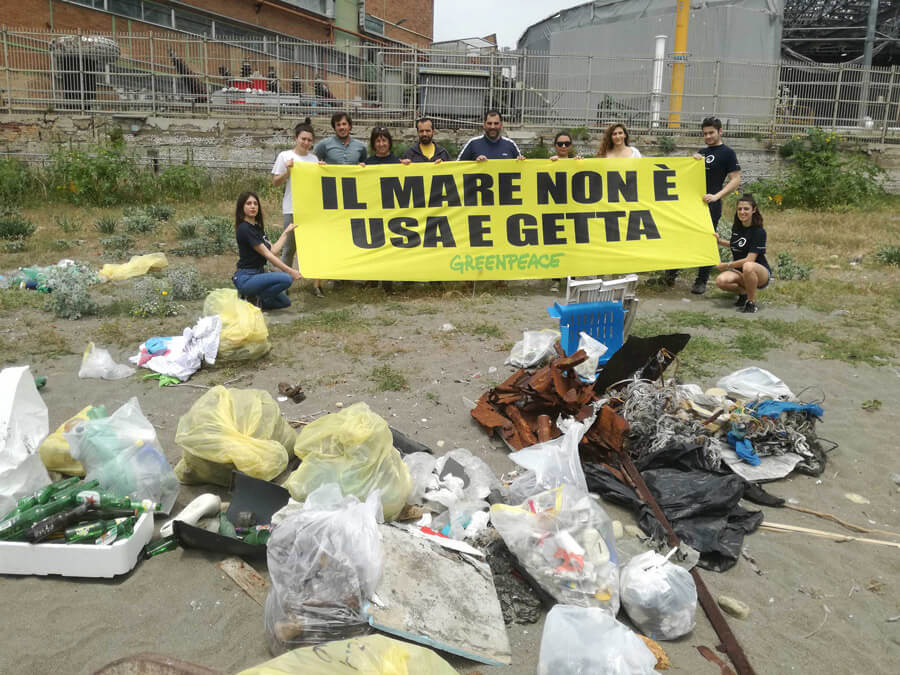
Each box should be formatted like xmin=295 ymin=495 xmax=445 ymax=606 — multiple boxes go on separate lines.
xmin=547 ymin=300 xmax=626 ymax=364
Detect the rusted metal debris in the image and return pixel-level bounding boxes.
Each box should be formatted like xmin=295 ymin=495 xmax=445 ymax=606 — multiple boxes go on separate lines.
xmin=471 ymin=349 xmax=629 ymax=458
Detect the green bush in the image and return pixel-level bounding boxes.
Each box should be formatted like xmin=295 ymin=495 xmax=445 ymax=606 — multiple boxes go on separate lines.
xmin=130 ymin=276 xmax=183 ymax=318
xmin=775 ymin=251 xmax=812 ymax=280
xmin=122 ymin=212 xmax=159 ymax=234
xmin=873 ymin=244 xmax=900 ymax=266
xmin=46 ymin=143 xmax=154 ymax=206
xmin=175 ymin=220 xmax=198 ymax=240
xmin=169 ymin=237 xmax=225 ymax=257
xmin=100 ymin=233 xmax=136 ymax=259
xmin=54 ymin=214 xmax=82 ymax=233
xmin=156 ymin=165 xmax=209 ymax=201
xmin=657 ymin=135 xmax=677 ymax=154
xmin=95 ymin=216 xmax=118 ymax=234
xmin=524 ymin=144 xmax=549 ymax=159
xmin=167 ymin=266 xmax=207 ymax=300
xmin=0 ymin=158 xmax=36 ymax=206
xmin=0 ymin=211 xmax=36 ymax=240
xmin=44 ymin=264 xmax=99 ymax=319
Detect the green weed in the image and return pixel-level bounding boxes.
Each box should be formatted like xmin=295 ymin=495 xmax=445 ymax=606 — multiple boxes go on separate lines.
xmin=0 ymin=211 xmax=36 ymax=240
xmin=95 ymin=216 xmax=118 ymax=234
xmin=733 ymin=331 xmax=775 ymax=360
xmin=95 ymin=319 xmax=131 ymax=347
xmin=54 ymin=214 xmax=81 ymax=234
xmin=466 ymin=322 xmax=504 ymax=338
xmin=0 ymin=288 xmax=45 ymax=311
xmin=775 ymin=252 xmax=812 ymax=280
xmin=370 ymin=364 xmax=408 ymax=391
xmin=873 ymin=245 xmax=900 ymax=266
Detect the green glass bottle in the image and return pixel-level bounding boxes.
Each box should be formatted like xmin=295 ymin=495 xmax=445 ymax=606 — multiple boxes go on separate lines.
xmin=0 ymin=495 xmax=77 ymax=540
xmin=241 ymin=525 xmax=271 ymax=546
xmin=0 ymin=476 xmax=83 ymax=521
xmin=65 ymin=516 xmax=135 ymax=544
xmin=74 ymin=490 xmax=159 ymax=513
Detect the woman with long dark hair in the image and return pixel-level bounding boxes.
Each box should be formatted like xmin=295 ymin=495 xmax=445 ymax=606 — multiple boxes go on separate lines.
xmin=714 ymin=193 xmax=770 ymax=313
xmin=232 ymin=191 xmax=302 ymax=310
xmin=597 ymin=123 xmax=641 ymax=158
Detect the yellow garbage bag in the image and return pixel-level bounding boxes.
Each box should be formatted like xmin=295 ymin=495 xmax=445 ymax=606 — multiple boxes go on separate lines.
xmin=98 ymin=252 xmax=168 ymax=282
xmin=285 ymin=402 xmax=412 ymax=521
xmin=239 ymin=634 xmax=458 ymax=675
xmin=37 ymin=405 xmax=106 ymax=476
xmin=174 ymin=386 xmax=296 ymax=486
xmin=203 ymin=288 xmax=271 ymax=362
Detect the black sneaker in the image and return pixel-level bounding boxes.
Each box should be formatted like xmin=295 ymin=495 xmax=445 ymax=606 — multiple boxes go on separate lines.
xmin=664 ymin=270 xmax=678 ymax=287
xmin=734 ymin=294 xmax=748 ymax=308
xmin=742 ymin=300 xmax=759 ymax=313
xmin=691 ymin=280 xmax=708 ymax=295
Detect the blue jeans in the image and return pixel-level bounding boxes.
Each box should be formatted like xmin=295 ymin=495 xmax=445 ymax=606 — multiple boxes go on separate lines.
xmin=232 ymin=268 xmax=292 ymax=309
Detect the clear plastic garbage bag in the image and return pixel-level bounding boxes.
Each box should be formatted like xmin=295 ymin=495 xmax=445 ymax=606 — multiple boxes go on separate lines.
xmin=78 ymin=342 xmax=136 ymax=380
xmin=174 ymin=386 xmax=296 ymax=487
xmin=38 ymin=405 xmax=107 ymax=476
xmin=620 ymin=550 xmax=698 ymax=641
xmin=505 ymin=329 xmax=560 ymax=368
xmin=285 ymin=403 xmax=411 ymax=521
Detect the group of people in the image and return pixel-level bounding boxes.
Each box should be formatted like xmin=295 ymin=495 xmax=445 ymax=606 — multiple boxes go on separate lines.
xmin=233 ymin=111 xmax=769 ymax=314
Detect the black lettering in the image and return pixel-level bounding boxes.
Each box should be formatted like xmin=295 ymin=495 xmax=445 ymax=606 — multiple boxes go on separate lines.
xmin=506 ymin=214 xmax=539 ymax=246
xmin=380 ymin=176 xmax=425 ymax=208
xmin=571 ymin=171 xmax=603 ymax=204
xmin=536 ymin=171 xmax=567 ymax=205
xmin=597 ymin=211 xmax=626 ymax=242
xmin=653 ymin=164 xmax=678 ymax=201
xmin=350 ymin=218 xmax=384 ymax=249
xmin=387 ymin=217 xmax=420 ymax=247
xmin=428 ymin=174 xmax=462 ymax=207
xmin=566 ymin=212 xmax=594 ymax=244
xmin=541 ymin=213 xmax=567 ymax=245
xmin=607 ymin=171 xmax=638 ymax=202
xmin=497 ymin=173 xmax=523 ymax=205
xmin=626 ymin=210 xmax=661 ymax=240
xmin=423 ymin=216 xmax=456 ymax=247
xmin=321 ymin=176 xmax=338 ymax=209
xmin=341 ymin=177 xmax=367 ymax=209
xmin=463 ymin=174 xmax=494 ymax=206
xmin=468 ymin=215 xmax=492 ymax=247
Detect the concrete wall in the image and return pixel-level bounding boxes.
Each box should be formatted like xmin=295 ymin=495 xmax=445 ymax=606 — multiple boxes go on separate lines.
xmin=1 ymin=113 xmax=898 ymax=189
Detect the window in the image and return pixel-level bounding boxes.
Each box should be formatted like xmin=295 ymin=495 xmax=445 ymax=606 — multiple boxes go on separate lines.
xmin=142 ymin=1 xmax=172 ymax=27
xmin=364 ymin=15 xmax=385 ymax=37
xmin=107 ymin=0 xmax=141 ymax=19
xmin=280 ymin=0 xmax=334 ymax=18
xmin=176 ymin=10 xmax=212 ymax=36
xmin=69 ymin=0 xmax=107 ymax=9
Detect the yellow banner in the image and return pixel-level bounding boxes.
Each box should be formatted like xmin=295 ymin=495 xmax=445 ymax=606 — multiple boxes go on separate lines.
xmin=291 ymin=157 xmax=718 ymax=281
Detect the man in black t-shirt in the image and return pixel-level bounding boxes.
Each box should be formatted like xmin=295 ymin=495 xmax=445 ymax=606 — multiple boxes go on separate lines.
xmin=666 ymin=117 xmax=741 ymax=294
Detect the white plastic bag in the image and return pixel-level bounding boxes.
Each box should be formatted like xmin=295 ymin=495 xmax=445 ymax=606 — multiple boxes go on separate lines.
xmin=620 ymin=550 xmax=698 ymax=640
xmin=265 ymin=484 xmax=384 ymax=655
xmin=66 ymin=397 xmax=178 ymax=513
xmin=573 ymin=331 xmax=608 ymax=382
xmin=423 ymin=448 xmax=500 ymax=539
xmin=403 ymin=452 xmax=437 ymax=504
xmin=505 ymin=329 xmax=560 ymax=367
xmin=509 ymin=415 xmax=590 ymax=495
xmin=717 ymin=367 xmax=795 ymax=401
xmin=0 ymin=366 xmax=51 ymax=515
xmin=538 ymin=605 xmax=657 ymax=675
xmin=490 ymin=485 xmax=619 ymax=614
xmin=78 ymin=342 xmax=136 ymax=380
xmin=130 ymin=315 xmax=221 ymax=382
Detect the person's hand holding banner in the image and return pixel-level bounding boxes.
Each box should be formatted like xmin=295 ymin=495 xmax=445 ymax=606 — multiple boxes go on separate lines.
xmin=291 ymin=157 xmax=718 ymax=281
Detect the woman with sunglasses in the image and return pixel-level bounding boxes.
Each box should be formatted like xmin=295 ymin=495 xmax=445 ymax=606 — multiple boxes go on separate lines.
xmin=549 ymin=131 xmax=583 ymax=161
xmin=597 ymin=123 xmax=641 ymax=158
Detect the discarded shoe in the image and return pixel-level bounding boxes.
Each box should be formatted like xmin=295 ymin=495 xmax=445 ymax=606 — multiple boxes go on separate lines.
xmin=278 ymin=382 xmax=306 ymax=403
xmin=690 ymin=280 xmax=707 ymax=295
xmin=742 ymin=301 xmax=759 ymax=314
xmin=734 ymin=294 xmax=748 ymax=308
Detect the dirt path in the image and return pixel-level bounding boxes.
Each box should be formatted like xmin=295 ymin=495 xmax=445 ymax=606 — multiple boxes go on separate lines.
xmin=1 ymin=287 xmax=898 ymax=674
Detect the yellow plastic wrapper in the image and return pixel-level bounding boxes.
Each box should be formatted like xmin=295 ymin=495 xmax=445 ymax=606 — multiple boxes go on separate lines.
xmin=98 ymin=252 xmax=168 ymax=282
xmin=174 ymin=386 xmax=296 ymax=486
xmin=203 ymin=288 xmax=271 ymax=362
xmin=285 ymin=402 xmax=412 ymax=521
xmin=239 ymin=634 xmax=458 ymax=675
xmin=37 ymin=405 xmax=104 ymax=476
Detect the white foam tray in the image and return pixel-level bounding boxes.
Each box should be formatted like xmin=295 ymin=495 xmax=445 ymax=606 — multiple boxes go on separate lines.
xmin=0 ymin=512 xmax=153 ymax=578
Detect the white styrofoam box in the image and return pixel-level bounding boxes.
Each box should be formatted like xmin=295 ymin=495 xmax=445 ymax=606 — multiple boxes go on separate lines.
xmin=0 ymin=512 xmax=153 ymax=578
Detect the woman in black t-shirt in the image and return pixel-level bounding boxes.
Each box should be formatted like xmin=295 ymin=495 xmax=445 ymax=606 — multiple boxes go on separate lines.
xmin=232 ymin=191 xmax=302 ymax=310
xmin=361 ymin=127 xmax=410 ymax=165
xmin=714 ymin=193 xmax=770 ymax=313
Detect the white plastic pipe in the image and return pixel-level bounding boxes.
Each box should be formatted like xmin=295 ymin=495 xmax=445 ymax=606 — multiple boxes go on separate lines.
xmin=651 ymin=34 xmax=667 ymax=127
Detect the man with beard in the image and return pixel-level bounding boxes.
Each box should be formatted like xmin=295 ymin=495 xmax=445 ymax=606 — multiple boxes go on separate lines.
xmin=457 ymin=109 xmax=524 ymax=161
xmin=402 ymin=117 xmax=451 ymax=163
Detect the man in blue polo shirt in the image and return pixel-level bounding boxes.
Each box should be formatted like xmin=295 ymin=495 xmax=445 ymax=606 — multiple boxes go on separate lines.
xmin=457 ymin=109 xmax=525 ymax=161
xmin=314 ymin=111 xmax=367 ymax=165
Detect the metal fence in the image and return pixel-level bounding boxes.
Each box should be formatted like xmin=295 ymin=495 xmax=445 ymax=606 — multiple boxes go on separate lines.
xmin=1 ymin=28 xmax=898 ymax=143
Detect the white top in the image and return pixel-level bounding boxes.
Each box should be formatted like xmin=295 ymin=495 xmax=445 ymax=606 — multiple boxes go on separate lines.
xmin=629 ymin=146 xmax=642 ymax=158
xmin=272 ymin=149 xmax=318 ymax=214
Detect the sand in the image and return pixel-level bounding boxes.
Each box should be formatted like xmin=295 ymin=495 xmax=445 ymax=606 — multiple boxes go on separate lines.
xmin=1 ymin=291 xmax=898 ymax=674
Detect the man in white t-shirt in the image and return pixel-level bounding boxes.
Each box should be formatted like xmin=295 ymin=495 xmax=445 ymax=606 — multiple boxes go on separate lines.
xmin=272 ymin=118 xmax=322 ymax=296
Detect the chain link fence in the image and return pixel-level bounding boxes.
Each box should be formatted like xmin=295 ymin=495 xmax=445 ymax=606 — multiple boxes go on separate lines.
xmin=1 ymin=28 xmax=897 ymax=143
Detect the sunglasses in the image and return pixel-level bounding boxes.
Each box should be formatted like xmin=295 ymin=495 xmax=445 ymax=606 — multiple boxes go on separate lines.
xmin=556 ymin=141 xmax=572 ymax=147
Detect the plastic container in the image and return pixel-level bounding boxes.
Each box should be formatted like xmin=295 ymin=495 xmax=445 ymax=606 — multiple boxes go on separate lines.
xmin=547 ymin=301 xmax=625 ymax=362
xmin=0 ymin=512 xmax=153 ymax=577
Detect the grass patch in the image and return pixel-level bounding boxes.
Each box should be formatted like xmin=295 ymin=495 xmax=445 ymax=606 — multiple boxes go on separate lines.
xmin=733 ymin=331 xmax=776 ymax=360
xmin=820 ymin=335 xmax=892 ymax=366
xmin=463 ymin=321 xmax=505 ymax=338
xmin=304 ymin=308 xmax=359 ymax=330
xmin=27 ymin=326 xmax=73 ymax=359
xmin=370 ymin=364 xmax=408 ymax=391
xmin=0 ymin=289 xmax=46 ymax=311
xmin=95 ymin=319 xmax=132 ymax=347
xmin=676 ymin=336 xmax=732 ymax=379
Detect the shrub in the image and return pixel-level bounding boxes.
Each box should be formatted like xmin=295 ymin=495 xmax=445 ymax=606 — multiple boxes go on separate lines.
xmin=524 ymin=144 xmax=549 ymax=159
xmin=0 ymin=158 xmax=36 ymax=206
xmin=44 ymin=264 xmax=99 ymax=319
xmin=100 ymin=233 xmax=136 ymax=259
xmin=657 ymin=135 xmax=677 ymax=154
xmin=0 ymin=211 xmax=36 ymax=240
xmin=167 ymin=266 xmax=207 ymax=300
xmin=156 ymin=164 xmax=209 ymax=201
xmin=130 ymin=276 xmax=183 ymax=318
xmin=46 ymin=143 xmax=154 ymax=206
xmin=873 ymin=244 xmax=900 ymax=266
xmin=54 ymin=214 xmax=82 ymax=233
xmin=145 ymin=203 xmax=175 ymax=221
xmin=1 ymin=240 xmax=26 ymax=253
xmin=776 ymin=251 xmax=812 ymax=280
xmin=95 ymin=216 xmax=118 ymax=234
xmin=169 ymin=237 xmax=225 ymax=257
xmin=175 ymin=219 xmax=198 ymax=239
xmin=122 ymin=211 xmax=159 ymax=234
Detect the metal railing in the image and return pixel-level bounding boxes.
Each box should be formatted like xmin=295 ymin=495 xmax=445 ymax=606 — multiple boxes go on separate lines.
xmin=1 ymin=28 xmax=897 ymax=143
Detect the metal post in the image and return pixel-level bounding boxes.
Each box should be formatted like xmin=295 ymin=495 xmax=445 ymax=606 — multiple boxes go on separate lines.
xmin=858 ymin=0 xmax=879 ymax=123
xmin=520 ymin=48 xmax=528 ymax=124
xmin=275 ymin=34 xmax=280 ymax=117
xmin=770 ymin=62 xmax=782 ymax=141
xmin=77 ymin=28 xmax=85 ymax=112
xmin=411 ymin=46 xmax=418 ymax=120
xmin=881 ymin=65 xmax=896 ymax=145
xmin=203 ymin=37 xmax=211 ymax=116
xmin=149 ymin=33 xmax=156 ymax=113
xmin=712 ymin=59 xmax=720 ymax=116
xmin=832 ymin=66 xmax=844 ymax=130
xmin=584 ymin=55 xmax=592 ymax=125
xmin=2 ymin=26 xmax=11 ymax=114
xmin=650 ymin=35 xmax=666 ymax=128
xmin=667 ymin=0 xmax=690 ymax=128
xmin=345 ymin=48 xmax=350 ymax=102
xmin=489 ymin=49 xmax=496 ymax=112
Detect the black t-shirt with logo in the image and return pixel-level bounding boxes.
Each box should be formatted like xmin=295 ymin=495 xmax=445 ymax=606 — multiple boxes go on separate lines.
xmin=236 ymin=220 xmax=271 ymax=270
xmin=730 ymin=223 xmax=769 ymax=271
xmin=699 ymin=144 xmax=740 ymax=193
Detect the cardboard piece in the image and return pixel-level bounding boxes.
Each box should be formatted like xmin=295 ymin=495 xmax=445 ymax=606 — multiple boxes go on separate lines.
xmin=366 ymin=524 xmax=511 ymax=666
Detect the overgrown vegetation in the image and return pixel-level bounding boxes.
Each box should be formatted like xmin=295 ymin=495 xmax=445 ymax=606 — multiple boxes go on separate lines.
xmin=775 ymin=251 xmax=812 ymax=280
xmin=874 ymin=244 xmax=900 ymax=266
xmin=130 ymin=276 xmax=183 ymax=318
xmin=0 ymin=211 xmax=36 ymax=240
xmin=43 ymin=264 xmax=99 ymax=319
xmin=370 ymin=364 xmax=408 ymax=391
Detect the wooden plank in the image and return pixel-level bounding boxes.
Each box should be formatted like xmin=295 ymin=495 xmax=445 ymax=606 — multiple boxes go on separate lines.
xmin=761 ymin=522 xmax=900 ymax=549
xmin=218 ymin=556 xmax=269 ymax=607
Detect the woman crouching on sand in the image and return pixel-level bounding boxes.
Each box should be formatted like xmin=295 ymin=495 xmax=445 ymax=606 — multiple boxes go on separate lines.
xmin=714 ymin=193 xmax=770 ymax=314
